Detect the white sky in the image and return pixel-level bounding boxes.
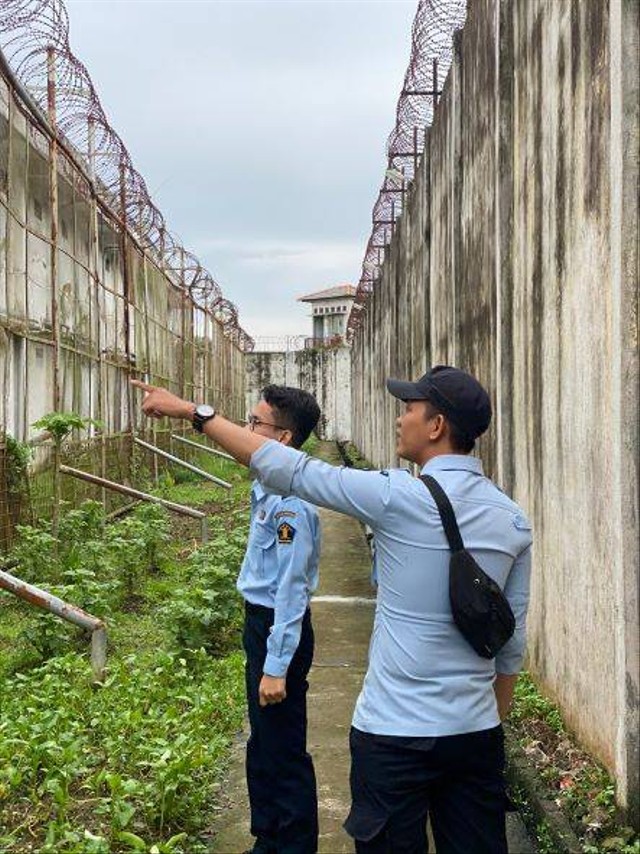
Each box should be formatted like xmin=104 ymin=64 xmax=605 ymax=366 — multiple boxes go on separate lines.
xmin=65 ymin=0 xmax=417 ymax=339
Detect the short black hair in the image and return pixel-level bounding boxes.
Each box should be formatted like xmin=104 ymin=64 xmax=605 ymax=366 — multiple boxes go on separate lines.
xmin=424 ymin=399 xmax=475 ymax=453
xmin=261 ymin=385 xmax=321 ymax=449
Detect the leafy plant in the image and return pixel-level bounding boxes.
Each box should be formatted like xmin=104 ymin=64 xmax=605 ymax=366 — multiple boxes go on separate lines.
xmin=2 ymin=433 xmax=33 ymax=543
xmin=105 ymin=504 xmax=170 ymax=603
xmin=510 ymin=671 xmax=564 ymax=732
xmin=4 ymin=433 xmax=32 ymax=497
xmin=164 ymin=541 xmax=244 ymax=655
xmin=0 ymin=650 xmax=244 ymax=851
xmin=32 ymin=412 xmax=102 ymax=537
xmin=32 ymin=412 xmax=101 ymax=444
xmin=20 ymin=610 xmax=75 ymax=662
xmin=10 ymin=523 xmax=60 ymax=584
xmin=57 ymin=499 xmax=105 ymax=547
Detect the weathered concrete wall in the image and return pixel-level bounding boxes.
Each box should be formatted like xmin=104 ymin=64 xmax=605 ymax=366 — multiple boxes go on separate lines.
xmin=351 ymin=0 xmax=639 ymax=819
xmin=245 ymin=347 xmax=351 ymax=441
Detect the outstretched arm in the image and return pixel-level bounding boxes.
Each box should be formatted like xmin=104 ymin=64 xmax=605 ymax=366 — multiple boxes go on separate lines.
xmin=131 ymin=380 xmax=266 ymax=465
xmin=131 ymin=380 xmax=393 ymax=528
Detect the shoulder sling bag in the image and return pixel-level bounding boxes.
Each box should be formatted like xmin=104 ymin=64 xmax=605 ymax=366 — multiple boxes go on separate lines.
xmin=420 ymin=474 xmax=515 ymax=659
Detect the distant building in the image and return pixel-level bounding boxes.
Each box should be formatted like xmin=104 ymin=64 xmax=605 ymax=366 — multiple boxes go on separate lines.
xmin=297 ymin=284 xmax=357 ymax=346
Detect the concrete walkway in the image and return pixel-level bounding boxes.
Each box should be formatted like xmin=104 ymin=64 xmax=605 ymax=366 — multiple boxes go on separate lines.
xmin=209 ymin=442 xmax=534 ymax=854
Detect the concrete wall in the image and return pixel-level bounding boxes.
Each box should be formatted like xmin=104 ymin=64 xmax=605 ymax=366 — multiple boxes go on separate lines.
xmin=246 ymin=347 xmax=351 ymax=441
xmin=350 ymin=0 xmax=639 ymax=818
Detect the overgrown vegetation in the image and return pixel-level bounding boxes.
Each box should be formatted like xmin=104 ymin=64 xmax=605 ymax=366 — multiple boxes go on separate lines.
xmin=3 ymin=434 xmax=32 ymax=535
xmin=4 ymin=434 xmax=32 ymax=498
xmin=0 ymin=453 xmax=252 ymax=852
xmin=509 ymin=672 xmax=639 ymax=854
xmin=31 ymin=412 xmax=102 ymax=536
xmin=335 ymin=440 xmax=372 ymax=469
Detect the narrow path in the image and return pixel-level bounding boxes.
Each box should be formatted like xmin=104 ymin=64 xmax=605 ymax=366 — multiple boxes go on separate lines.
xmin=209 ymin=442 xmax=534 ymax=853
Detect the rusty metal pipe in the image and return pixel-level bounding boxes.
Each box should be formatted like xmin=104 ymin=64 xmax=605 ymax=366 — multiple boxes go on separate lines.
xmin=134 ymin=437 xmax=231 ymax=489
xmin=0 ymin=567 xmax=107 ymax=682
xmin=59 ymin=464 xmax=207 ymax=519
xmin=171 ymin=433 xmax=235 ymax=461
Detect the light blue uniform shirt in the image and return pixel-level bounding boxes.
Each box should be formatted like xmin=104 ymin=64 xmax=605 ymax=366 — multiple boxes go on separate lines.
xmin=237 ymin=481 xmax=320 ymax=678
xmin=250 ymin=442 xmax=533 ymax=737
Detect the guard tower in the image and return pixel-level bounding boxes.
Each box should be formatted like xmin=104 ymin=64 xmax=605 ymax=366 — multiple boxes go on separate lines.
xmin=297 ymin=284 xmax=356 ymax=347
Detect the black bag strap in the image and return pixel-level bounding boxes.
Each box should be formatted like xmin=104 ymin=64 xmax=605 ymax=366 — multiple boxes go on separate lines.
xmin=419 ymin=475 xmax=464 ymax=553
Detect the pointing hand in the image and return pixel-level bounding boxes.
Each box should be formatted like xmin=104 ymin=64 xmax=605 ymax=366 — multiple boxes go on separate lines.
xmin=130 ymin=379 xmax=195 ymax=421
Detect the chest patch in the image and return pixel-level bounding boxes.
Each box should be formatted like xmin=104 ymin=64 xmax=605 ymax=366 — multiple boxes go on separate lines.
xmin=277 ymin=521 xmax=296 ymax=544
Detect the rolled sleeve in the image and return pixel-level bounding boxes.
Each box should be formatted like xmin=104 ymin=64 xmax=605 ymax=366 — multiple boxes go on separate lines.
xmin=495 ymin=544 xmax=532 ymax=674
xmin=250 ymin=440 xmax=391 ymax=528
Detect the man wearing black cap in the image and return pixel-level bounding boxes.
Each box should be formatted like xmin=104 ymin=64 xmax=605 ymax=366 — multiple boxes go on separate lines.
xmin=133 ymin=366 xmax=532 ymax=854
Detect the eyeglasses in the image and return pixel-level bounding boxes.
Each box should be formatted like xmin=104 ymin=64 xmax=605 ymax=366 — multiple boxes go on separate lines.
xmin=246 ymin=414 xmax=288 ymax=432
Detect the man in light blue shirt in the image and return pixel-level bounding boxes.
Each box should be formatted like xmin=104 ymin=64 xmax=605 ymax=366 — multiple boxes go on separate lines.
xmin=232 ymin=385 xmax=321 ymax=854
xmin=133 ymin=365 xmax=533 ymax=854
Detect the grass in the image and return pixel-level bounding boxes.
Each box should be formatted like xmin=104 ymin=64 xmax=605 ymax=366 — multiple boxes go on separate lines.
xmin=335 ymin=440 xmax=373 ymax=470
xmin=0 ymin=452 xmax=253 ymax=853
xmin=509 ymin=672 xmax=639 ymax=854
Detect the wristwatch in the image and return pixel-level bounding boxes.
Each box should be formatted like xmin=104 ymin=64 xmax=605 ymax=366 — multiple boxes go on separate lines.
xmin=192 ymin=403 xmax=216 ymax=433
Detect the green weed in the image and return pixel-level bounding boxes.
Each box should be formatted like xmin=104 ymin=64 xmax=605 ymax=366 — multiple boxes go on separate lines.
xmin=510 ymin=672 xmax=638 ymax=853
xmin=1 ymin=464 xmax=254 ymax=852
xmin=0 ymin=651 xmax=244 ymax=852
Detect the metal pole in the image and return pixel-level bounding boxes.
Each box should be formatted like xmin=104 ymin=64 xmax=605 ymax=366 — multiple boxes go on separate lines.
xmin=171 ymin=433 xmax=235 ymax=461
xmin=91 ymin=626 xmax=107 ymax=682
xmin=88 ymin=116 xmax=107 ymax=507
xmin=0 ymin=566 xmax=107 ymax=682
xmin=47 ymin=47 xmax=60 ymax=413
xmin=59 ymin=464 xmax=209 ymax=519
xmin=180 ymin=248 xmax=187 ymax=399
xmin=133 ymin=437 xmax=231 ymax=488
xmin=140 ymin=232 xmax=158 ymax=483
xmin=119 ymin=161 xmax=135 ymax=487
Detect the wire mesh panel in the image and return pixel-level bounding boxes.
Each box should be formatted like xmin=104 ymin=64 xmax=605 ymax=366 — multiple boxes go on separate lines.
xmin=0 ymin=0 xmax=253 ymax=550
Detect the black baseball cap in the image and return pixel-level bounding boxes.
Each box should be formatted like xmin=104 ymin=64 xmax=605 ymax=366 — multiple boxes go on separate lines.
xmin=386 ymin=365 xmax=492 ymax=440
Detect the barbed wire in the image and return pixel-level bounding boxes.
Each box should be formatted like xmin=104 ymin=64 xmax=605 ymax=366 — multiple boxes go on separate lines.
xmin=346 ymin=0 xmax=467 ymax=341
xmin=0 ymin=0 xmax=254 ymax=351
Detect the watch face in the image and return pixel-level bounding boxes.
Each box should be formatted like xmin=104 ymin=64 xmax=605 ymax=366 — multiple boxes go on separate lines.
xmin=196 ymin=404 xmax=215 ymax=418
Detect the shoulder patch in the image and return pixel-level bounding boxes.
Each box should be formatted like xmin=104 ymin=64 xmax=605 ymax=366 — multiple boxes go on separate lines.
xmin=275 ymin=510 xmax=297 ymax=520
xmin=277 ymin=521 xmax=296 ymax=544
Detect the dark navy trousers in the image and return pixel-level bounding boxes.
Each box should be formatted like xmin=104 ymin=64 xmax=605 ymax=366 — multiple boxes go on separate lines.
xmin=243 ymin=602 xmax=318 ymax=854
xmin=344 ymin=725 xmax=510 ymax=854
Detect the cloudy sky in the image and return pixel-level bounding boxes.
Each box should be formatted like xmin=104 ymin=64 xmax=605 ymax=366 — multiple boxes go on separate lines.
xmin=65 ymin=0 xmax=416 ymax=340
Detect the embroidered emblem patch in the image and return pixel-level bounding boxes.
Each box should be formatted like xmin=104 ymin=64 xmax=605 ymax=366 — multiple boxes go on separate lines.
xmin=277 ymin=521 xmax=296 ymax=544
